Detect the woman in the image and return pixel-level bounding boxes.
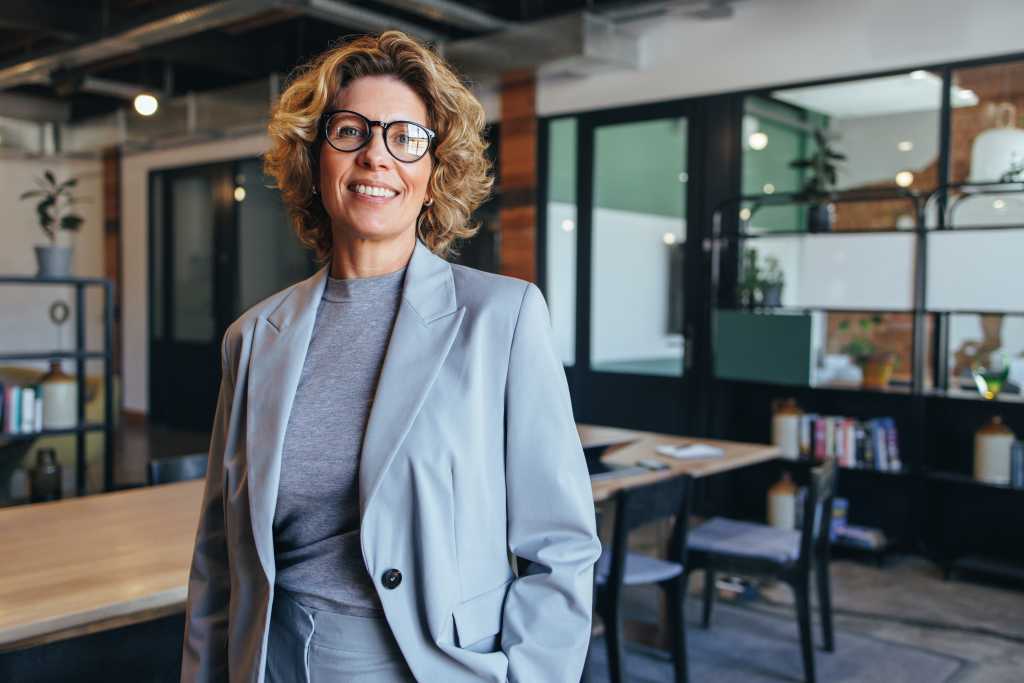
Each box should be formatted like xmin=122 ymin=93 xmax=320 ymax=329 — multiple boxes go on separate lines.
xmin=181 ymin=30 xmax=601 ymax=683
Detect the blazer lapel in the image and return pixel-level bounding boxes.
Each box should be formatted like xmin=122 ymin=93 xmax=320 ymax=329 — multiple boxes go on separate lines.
xmin=245 ymin=236 xmax=463 ymax=583
xmin=246 ymin=262 xmax=329 ymax=582
xmin=358 ymin=238 xmax=464 ymax=516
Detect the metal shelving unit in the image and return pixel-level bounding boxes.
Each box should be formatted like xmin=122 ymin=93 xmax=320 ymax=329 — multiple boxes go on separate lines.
xmin=0 ymin=274 xmax=115 ymax=497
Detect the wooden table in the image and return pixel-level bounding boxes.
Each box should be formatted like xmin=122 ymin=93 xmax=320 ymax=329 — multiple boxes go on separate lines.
xmin=0 ymin=479 xmax=203 ymax=652
xmin=578 ymin=423 xmax=781 ymax=502
xmin=0 ymin=426 xmax=778 ymax=652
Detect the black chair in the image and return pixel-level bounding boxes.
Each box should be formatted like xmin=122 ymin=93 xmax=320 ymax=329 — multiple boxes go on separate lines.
xmin=594 ymin=473 xmax=694 ymax=683
xmin=147 ymin=452 xmax=208 ymax=485
xmin=686 ymin=459 xmax=837 ymax=683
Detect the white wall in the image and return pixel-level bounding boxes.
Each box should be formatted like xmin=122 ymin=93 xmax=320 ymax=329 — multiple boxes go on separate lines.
xmin=120 ymin=134 xmax=268 ymax=413
xmin=0 ymin=157 xmax=106 ymax=375
xmin=538 ymin=0 xmax=1024 ymax=116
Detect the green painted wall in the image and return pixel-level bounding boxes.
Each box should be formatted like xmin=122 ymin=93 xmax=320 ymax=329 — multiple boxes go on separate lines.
xmin=547 ymin=116 xmax=688 ymax=219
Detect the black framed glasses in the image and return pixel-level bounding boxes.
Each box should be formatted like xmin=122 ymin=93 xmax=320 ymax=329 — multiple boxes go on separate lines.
xmin=321 ymin=109 xmax=436 ymax=163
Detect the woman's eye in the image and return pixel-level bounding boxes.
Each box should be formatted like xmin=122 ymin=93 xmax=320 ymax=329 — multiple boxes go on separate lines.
xmin=337 ymin=126 xmax=362 ymax=138
xmin=395 ymin=134 xmax=409 ymax=144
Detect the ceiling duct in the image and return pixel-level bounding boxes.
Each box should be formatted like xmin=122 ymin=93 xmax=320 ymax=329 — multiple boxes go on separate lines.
xmin=0 ymin=0 xmax=441 ymax=92
xmin=443 ymin=12 xmax=641 ymax=82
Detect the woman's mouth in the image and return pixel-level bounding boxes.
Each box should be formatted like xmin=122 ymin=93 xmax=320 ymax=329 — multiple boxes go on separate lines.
xmin=348 ymin=183 xmax=399 ymax=203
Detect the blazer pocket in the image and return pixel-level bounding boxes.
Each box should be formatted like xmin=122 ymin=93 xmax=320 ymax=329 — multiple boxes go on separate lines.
xmin=452 ymin=577 xmax=514 ymax=648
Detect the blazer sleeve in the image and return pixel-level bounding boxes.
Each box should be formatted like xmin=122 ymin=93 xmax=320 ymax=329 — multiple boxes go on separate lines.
xmin=500 ymin=282 xmax=602 ymax=683
xmin=181 ymin=329 xmax=235 ymax=682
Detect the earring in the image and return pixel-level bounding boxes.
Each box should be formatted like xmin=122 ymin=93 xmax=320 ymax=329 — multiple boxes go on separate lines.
xmin=423 ymin=198 xmax=433 ymax=207
xmin=312 ymin=185 xmax=319 ymax=195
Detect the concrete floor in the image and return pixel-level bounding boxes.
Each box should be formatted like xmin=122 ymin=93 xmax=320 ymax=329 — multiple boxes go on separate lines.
xmin=754 ymin=555 xmax=1024 ymax=683
xmin=603 ymin=512 xmax=1023 ymax=682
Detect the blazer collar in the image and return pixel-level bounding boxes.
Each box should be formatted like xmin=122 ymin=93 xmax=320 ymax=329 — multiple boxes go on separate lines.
xmin=266 ymin=235 xmax=457 ymax=331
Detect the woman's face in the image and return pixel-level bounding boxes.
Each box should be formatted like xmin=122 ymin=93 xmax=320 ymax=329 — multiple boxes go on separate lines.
xmin=318 ymin=75 xmax=433 ymax=243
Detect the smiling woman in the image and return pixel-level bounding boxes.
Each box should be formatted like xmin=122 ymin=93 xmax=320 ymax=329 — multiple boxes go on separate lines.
xmin=263 ymin=30 xmax=494 ymax=266
xmin=181 ymin=29 xmax=600 ymax=683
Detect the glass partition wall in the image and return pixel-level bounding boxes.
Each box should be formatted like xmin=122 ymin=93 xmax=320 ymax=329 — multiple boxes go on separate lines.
xmin=542 ymin=103 xmax=699 ymax=431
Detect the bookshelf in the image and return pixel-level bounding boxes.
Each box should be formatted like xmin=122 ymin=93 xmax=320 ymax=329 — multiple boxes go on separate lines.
xmin=707 ymin=184 xmax=1024 ymax=579
xmin=0 ymin=274 xmax=116 ymax=497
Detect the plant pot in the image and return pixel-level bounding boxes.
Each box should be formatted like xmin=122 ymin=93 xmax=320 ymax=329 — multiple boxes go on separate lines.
xmin=861 ymin=356 xmax=895 ymax=389
xmin=761 ymin=284 xmax=783 ymax=308
xmin=35 ymin=245 xmax=73 ymax=278
xmin=807 ymin=203 xmax=835 ymax=233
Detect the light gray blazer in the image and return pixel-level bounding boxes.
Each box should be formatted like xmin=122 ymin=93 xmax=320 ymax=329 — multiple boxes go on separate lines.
xmin=181 ymin=236 xmax=601 ymax=683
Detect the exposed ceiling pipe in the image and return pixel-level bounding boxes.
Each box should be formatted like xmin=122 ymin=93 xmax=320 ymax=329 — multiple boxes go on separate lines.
xmin=370 ymin=0 xmax=510 ymax=32
xmin=0 ymin=0 xmax=276 ymax=90
xmin=0 ymin=0 xmax=441 ymax=91
xmin=294 ymin=0 xmax=442 ymax=39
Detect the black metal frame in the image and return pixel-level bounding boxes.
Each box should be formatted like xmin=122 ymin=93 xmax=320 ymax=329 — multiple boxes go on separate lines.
xmin=0 ymin=275 xmax=116 ymax=496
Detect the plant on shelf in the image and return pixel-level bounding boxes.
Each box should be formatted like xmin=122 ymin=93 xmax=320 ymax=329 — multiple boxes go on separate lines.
xmin=738 ymin=247 xmax=761 ymax=309
xmin=759 ymin=255 xmax=785 ymax=308
xmin=838 ymin=314 xmax=897 ymax=389
xmin=20 ymin=170 xmax=84 ymax=278
xmin=789 ymin=128 xmax=846 ymax=232
xmin=737 ymin=247 xmax=785 ymax=309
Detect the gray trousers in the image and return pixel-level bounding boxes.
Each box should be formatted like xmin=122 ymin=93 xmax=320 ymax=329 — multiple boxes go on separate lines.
xmin=265 ymin=588 xmax=417 ymax=682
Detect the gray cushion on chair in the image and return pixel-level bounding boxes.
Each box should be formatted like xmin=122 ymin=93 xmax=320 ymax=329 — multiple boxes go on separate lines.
xmin=688 ymin=517 xmax=801 ymax=565
xmin=595 ymin=548 xmax=684 ymax=586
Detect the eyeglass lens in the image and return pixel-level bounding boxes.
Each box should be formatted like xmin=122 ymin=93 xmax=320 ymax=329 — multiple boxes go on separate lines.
xmin=325 ymin=112 xmax=430 ymax=162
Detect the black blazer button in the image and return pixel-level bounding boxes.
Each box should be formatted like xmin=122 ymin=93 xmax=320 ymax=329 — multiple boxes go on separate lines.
xmin=382 ymin=568 xmax=402 ymax=589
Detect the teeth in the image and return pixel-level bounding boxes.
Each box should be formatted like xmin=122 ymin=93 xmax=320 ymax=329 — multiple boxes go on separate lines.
xmin=354 ymin=184 xmax=397 ymax=198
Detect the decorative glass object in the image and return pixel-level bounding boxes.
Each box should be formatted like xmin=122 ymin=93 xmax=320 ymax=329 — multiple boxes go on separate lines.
xmin=971 ymin=351 xmax=1010 ymax=400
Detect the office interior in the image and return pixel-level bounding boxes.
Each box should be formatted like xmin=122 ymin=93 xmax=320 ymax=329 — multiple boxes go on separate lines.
xmin=1 ymin=1 xmax=1023 ymax=682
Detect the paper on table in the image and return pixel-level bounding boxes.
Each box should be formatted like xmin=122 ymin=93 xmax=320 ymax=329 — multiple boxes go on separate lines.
xmin=654 ymin=443 xmax=725 ymax=459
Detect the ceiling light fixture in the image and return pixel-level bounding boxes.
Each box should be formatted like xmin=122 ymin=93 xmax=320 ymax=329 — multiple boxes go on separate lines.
xmin=897 ymin=140 xmax=914 ymax=152
xmin=748 ymin=132 xmax=768 ymax=150
xmin=895 ymin=171 xmax=914 ymax=187
xmin=133 ymin=93 xmax=158 ymax=116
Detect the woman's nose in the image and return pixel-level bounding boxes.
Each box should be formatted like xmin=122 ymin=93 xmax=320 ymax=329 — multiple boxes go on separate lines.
xmin=358 ymin=127 xmax=392 ymax=169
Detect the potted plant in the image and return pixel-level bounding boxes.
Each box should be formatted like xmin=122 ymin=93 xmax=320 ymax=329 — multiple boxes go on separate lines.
xmin=789 ymin=128 xmax=846 ymax=232
xmin=759 ymin=255 xmax=785 ymax=307
xmin=838 ymin=315 xmax=897 ymax=388
xmin=738 ymin=246 xmax=761 ymax=309
xmin=20 ymin=170 xmax=84 ymax=278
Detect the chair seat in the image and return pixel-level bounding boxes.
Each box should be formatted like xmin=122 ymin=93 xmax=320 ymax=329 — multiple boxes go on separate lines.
xmin=688 ymin=517 xmax=801 ymax=565
xmin=595 ymin=548 xmax=684 ymax=586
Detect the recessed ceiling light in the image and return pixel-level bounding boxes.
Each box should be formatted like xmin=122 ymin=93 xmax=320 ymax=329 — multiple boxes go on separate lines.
xmin=909 ymin=70 xmax=928 ymax=80
xmin=133 ymin=93 xmax=158 ymax=116
xmin=993 ymin=199 xmax=1007 ymax=210
xmin=739 ymin=207 xmax=752 ymax=221
xmin=233 ymin=186 xmax=246 ymax=202
xmin=678 ymin=172 xmax=689 ymax=183
xmin=954 ymin=88 xmax=979 ymax=105
xmin=897 ymin=140 xmax=914 ymax=152
xmin=748 ymin=132 xmax=768 ymax=150
xmin=561 ymin=219 xmax=575 ymax=232
xmin=663 ymin=232 xmax=677 ymax=245
xmin=895 ymin=171 xmax=914 ymax=187
xmin=763 ymin=183 xmax=775 ymax=194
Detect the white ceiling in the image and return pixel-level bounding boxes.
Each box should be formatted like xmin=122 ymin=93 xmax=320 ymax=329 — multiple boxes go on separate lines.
xmin=771 ymin=71 xmax=978 ymax=119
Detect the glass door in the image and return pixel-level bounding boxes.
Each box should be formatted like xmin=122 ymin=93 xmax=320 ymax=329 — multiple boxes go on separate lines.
xmin=149 ymin=159 xmax=314 ymax=431
xmin=574 ymin=106 xmax=697 ymax=432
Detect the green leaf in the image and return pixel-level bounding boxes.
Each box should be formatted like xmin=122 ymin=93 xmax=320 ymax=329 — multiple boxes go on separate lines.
xmin=19 ymin=190 xmax=45 ymax=200
xmin=58 ymin=177 xmax=78 ymax=190
xmin=61 ymin=214 xmax=84 ymax=231
xmin=44 ymin=170 xmax=56 ymax=186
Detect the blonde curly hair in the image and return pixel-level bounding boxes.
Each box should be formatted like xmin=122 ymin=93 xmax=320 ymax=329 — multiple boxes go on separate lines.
xmin=264 ymin=30 xmax=494 ymax=263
